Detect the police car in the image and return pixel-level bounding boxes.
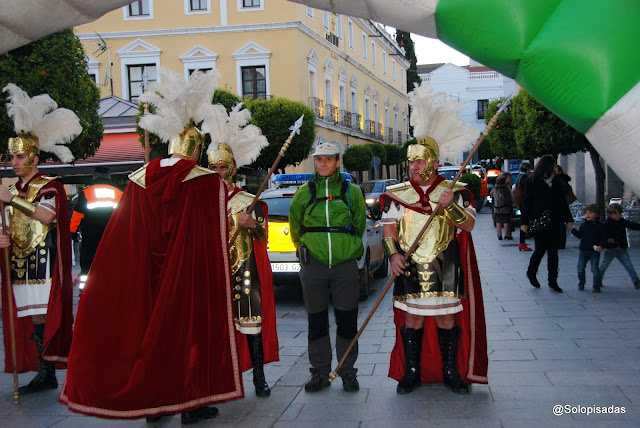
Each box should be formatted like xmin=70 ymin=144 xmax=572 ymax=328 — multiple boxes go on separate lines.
xmin=261 ymin=173 xmax=387 ymax=300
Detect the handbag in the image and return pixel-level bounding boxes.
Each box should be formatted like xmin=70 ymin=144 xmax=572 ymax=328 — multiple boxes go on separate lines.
xmin=528 ymin=210 xmax=551 ymax=236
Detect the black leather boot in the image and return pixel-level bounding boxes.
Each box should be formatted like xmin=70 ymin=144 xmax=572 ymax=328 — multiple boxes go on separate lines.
xmin=247 ymin=334 xmax=271 ymax=397
xmin=18 ymin=325 xmax=58 ymax=394
xmin=438 ymin=325 xmax=469 ymax=394
xmin=396 ymin=327 xmax=423 ymax=394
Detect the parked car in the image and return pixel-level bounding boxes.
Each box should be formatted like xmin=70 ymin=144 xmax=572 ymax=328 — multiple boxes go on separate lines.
xmin=360 ymin=179 xmax=399 ymax=216
xmin=261 ymin=174 xmax=387 ymax=300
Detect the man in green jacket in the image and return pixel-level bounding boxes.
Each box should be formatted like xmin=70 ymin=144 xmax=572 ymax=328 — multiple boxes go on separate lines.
xmin=289 ymin=142 xmax=367 ymax=393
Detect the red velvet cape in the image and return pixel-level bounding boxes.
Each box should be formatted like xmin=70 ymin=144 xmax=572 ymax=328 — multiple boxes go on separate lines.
xmin=230 ymin=189 xmax=279 ymax=371
xmin=59 ymin=159 xmax=243 ymax=419
xmin=383 ymin=186 xmax=489 ymax=385
xmin=1 ymin=173 xmax=73 ymax=372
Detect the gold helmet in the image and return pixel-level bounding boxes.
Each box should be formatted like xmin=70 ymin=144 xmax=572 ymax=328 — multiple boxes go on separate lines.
xmin=407 ymin=137 xmax=440 ymax=180
xmin=8 ymin=132 xmax=39 ymax=174
xmin=167 ymin=125 xmax=205 ymax=159
xmin=407 ymin=83 xmax=479 ymax=181
xmin=4 ymin=84 xmax=81 ymax=174
xmin=207 ymin=142 xmax=235 ymax=181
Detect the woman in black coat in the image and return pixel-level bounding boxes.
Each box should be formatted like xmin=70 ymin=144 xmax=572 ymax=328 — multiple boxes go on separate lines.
xmin=520 ymin=155 xmax=574 ymax=293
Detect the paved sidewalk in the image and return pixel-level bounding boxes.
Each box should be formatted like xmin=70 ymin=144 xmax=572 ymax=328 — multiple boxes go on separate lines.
xmin=1 ymin=210 xmax=640 ymax=427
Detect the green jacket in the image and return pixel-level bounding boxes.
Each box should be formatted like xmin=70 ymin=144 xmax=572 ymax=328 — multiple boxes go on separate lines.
xmin=289 ymin=172 xmax=366 ymax=267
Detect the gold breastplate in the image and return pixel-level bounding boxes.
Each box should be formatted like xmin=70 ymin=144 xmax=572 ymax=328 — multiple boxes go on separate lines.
xmin=229 ymin=191 xmax=255 ymax=274
xmin=9 ymin=176 xmax=57 ymax=259
xmin=390 ymin=181 xmax=464 ymax=265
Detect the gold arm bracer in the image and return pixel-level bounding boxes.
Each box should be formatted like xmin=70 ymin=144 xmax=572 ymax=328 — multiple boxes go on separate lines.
xmin=383 ymin=237 xmax=399 ymax=257
xmin=9 ymin=196 xmax=37 ymax=217
xmin=444 ymin=202 xmax=469 ymax=224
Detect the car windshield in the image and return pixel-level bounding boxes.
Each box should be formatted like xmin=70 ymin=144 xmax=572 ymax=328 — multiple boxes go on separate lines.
xmin=361 ymin=181 xmax=386 ymax=194
xmin=438 ymin=169 xmax=457 ymax=180
xmin=262 ymin=197 xmax=293 ymax=218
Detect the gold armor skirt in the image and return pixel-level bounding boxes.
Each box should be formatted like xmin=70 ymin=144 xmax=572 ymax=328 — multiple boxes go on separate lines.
xmin=393 ymin=240 xmax=464 ymax=316
xmin=232 ymin=254 xmax=263 ymax=335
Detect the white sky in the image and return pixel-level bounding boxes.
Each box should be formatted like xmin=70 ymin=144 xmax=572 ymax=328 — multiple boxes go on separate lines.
xmin=411 ymin=34 xmax=469 ymax=66
xmin=381 ymin=26 xmax=469 ymax=66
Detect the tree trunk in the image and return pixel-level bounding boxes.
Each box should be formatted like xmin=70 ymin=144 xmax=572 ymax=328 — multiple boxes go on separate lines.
xmin=588 ymin=145 xmax=606 ymax=218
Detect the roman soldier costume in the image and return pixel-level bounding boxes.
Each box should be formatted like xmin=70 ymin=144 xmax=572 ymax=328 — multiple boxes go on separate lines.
xmin=206 ymin=104 xmax=278 ymax=397
xmin=59 ymin=69 xmax=243 ymax=421
xmin=1 ymin=84 xmax=77 ymax=395
xmin=380 ymin=83 xmax=488 ymax=394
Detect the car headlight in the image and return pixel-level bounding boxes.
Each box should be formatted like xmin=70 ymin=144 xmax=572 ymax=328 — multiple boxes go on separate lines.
xmin=365 ymin=198 xmax=376 ymax=205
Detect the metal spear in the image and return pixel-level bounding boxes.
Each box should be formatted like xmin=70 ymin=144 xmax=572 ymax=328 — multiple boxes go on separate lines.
xmin=229 ymin=114 xmax=304 ymax=243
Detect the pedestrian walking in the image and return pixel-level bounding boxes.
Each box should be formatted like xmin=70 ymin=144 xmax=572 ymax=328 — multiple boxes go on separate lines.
xmin=599 ymin=203 xmax=640 ymax=288
xmin=490 ymin=174 xmax=513 ymax=240
xmin=568 ymin=204 xmax=604 ymax=292
xmin=521 ymin=155 xmax=574 ymax=293
xmin=513 ymin=162 xmax=532 ymax=251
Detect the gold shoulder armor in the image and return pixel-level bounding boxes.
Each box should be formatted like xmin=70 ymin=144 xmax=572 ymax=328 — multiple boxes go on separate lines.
xmin=386 ymin=182 xmax=420 ymax=205
xmin=182 ymin=165 xmax=213 ymax=183
xmin=440 ymin=179 xmax=467 ymax=192
xmin=230 ymin=191 xmax=255 ymax=214
xmin=26 ymin=176 xmax=60 ymax=202
xmin=129 ymin=165 xmax=148 ymax=189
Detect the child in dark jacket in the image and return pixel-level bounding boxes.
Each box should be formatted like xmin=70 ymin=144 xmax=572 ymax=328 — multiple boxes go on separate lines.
xmin=599 ymin=203 xmax=640 ymax=288
xmin=569 ymin=204 xmax=604 ymax=292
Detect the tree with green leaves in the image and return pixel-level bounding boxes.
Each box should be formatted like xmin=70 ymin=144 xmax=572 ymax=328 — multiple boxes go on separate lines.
xmin=394 ymin=31 xmax=421 ymax=92
xmin=137 ymin=90 xmax=316 ymax=172
xmin=383 ymin=144 xmax=403 ymax=179
xmin=342 ymin=144 xmax=373 ymax=183
xmin=484 ymin=99 xmax=518 ymax=160
xmin=508 ymin=89 xmax=606 ymax=214
xmin=0 ymin=29 xmax=103 ymax=161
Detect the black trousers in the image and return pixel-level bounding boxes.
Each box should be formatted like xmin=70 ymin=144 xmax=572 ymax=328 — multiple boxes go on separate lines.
xmin=528 ymin=236 xmax=559 ymax=283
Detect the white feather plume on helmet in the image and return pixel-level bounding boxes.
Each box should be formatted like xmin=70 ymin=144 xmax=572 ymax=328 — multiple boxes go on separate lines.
xmin=3 ymin=83 xmax=81 ymax=163
xmin=408 ymin=82 xmax=479 ymax=165
xmin=203 ymin=102 xmax=269 ymax=169
xmin=138 ymin=67 xmax=221 ymax=143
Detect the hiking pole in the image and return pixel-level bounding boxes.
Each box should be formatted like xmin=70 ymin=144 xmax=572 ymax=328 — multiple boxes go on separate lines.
xmin=329 ymin=95 xmax=512 ymax=382
xmin=0 ymin=155 xmax=19 ymax=403
xmin=229 ymin=115 xmax=304 ymax=243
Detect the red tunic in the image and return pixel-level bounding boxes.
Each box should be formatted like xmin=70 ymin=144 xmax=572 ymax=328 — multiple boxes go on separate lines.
xmin=1 ymin=172 xmax=73 ymax=371
xmin=382 ymin=184 xmax=489 ymax=385
xmin=229 ymin=187 xmax=279 ymax=371
xmin=59 ymin=159 xmax=243 ymax=419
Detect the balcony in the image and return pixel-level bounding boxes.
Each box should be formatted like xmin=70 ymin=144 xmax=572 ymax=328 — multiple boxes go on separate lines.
xmin=386 ymin=127 xmax=394 ymax=143
xmin=350 ymin=113 xmax=361 ymax=130
xmin=325 ymin=104 xmax=339 ymax=124
xmin=364 ymin=119 xmax=375 ymax=136
xmin=376 ymin=122 xmax=384 ymax=139
xmin=339 ymin=109 xmax=351 ymax=127
xmin=308 ymin=97 xmax=324 ymax=119
xmin=325 ymin=32 xmax=339 ymax=48
xmin=397 ymin=131 xmax=403 ymax=143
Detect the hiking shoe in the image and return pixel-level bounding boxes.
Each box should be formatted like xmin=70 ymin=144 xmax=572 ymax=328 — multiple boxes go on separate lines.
xmin=304 ymin=372 xmax=331 ymax=392
xmin=549 ymin=283 xmax=563 ymax=293
xmin=181 ymin=407 xmax=218 ymax=425
xmin=341 ymin=373 xmax=360 ymax=392
xmin=592 ymin=286 xmax=601 ymax=293
xmin=578 ymin=283 xmax=585 ymax=291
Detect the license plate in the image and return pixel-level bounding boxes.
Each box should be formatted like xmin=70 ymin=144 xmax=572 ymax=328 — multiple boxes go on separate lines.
xmin=271 ymin=262 xmax=301 ymax=272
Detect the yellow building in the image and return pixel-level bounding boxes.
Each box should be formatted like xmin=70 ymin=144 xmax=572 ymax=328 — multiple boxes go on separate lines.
xmin=76 ymin=0 xmax=410 ymax=178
